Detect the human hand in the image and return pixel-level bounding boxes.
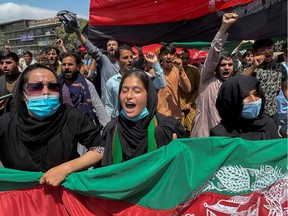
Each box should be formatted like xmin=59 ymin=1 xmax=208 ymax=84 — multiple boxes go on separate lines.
xmin=252 ymin=55 xmax=265 ymax=67
xmin=222 ymin=13 xmax=239 ymax=25
xmin=144 ymin=52 xmax=158 ymax=64
xmin=242 ymin=40 xmax=255 ymax=44
xmin=172 ymin=133 xmax=177 ymax=140
xmin=56 ymin=39 xmax=64 ymax=47
xmin=39 ymin=163 xmax=71 ymax=186
xmin=184 ymin=103 xmax=192 ymax=110
xmin=173 ymin=58 xmax=184 ymax=74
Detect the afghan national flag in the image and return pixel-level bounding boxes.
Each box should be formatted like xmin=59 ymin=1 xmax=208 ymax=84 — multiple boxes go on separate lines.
xmin=88 ymin=0 xmax=287 ymax=49
xmin=0 ymin=137 xmax=287 ymax=215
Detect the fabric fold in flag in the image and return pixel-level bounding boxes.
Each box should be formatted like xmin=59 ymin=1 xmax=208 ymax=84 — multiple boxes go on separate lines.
xmin=0 ymin=137 xmax=287 ymax=215
xmin=88 ymin=0 xmax=287 ymax=48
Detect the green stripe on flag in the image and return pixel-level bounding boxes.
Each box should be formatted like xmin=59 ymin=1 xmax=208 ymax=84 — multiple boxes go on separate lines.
xmin=0 ymin=168 xmax=42 ymax=191
xmin=0 ymin=137 xmax=286 ymax=210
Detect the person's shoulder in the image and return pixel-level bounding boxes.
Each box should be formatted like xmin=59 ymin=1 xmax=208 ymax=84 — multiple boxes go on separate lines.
xmin=0 ymin=111 xmax=16 ymax=128
xmin=85 ymin=78 xmax=94 ymax=87
xmin=188 ymin=64 xmax=199 ymax=70
xmin=65 ymin=105 xmax=85 ymax=117
xmin=210 ymin=123 xmax=226 ymax=136
xmin=101 ymin=117 xmax=117 ymax=136
xmin=107 ymin=73 xmax=121 ymax=83
xmin=155 ymin=112 xmax=180 ymax=125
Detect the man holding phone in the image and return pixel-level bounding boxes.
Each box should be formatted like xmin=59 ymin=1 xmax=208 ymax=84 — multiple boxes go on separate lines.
xmin=0 ymin=51 xmax=21 ymax=115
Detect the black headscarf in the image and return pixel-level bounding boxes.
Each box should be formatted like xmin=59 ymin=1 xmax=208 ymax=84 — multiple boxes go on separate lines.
xmin=12 ymin=64 xmax=67 ymax=144
xmin=101 ymin=71 xmax=186 ymax=165
xmin=0 ymin=64 xmax=102 ymax=171
xmin=211 ymin=76 xmax=279 ymax=140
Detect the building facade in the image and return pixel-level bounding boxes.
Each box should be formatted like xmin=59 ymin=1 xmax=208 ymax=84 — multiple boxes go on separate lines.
xmin=0 ymin=17 xmax=61 ymax=56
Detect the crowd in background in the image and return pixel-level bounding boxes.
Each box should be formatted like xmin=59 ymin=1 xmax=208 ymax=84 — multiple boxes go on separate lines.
xmin=0 ymin=12 xmax=287 ymax=185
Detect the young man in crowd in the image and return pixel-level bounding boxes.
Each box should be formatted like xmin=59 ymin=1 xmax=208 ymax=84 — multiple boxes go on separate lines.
xmin=190 ymin=13 xmax=239 ymax=137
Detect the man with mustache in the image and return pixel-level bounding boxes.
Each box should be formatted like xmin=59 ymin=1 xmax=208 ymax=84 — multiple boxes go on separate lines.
xmin=75 ymin=30 xmax=120 ymax=103
xmin=60 ymin=52 xmax=110 ymax=131
xmin=45 ymin=46 xmax=62 ymax=75
xmin=0 ymin=51 xmax=21 ymax=116
xmin=190 ymin=13 xmax=238 ymax=138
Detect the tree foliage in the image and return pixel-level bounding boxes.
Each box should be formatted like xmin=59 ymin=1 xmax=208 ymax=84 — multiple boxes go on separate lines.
xmin=55 ymin=18 xmax=88 ymax=50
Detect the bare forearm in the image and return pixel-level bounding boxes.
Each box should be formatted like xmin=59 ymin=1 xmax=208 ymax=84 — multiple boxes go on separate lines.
xmin=66 ymin=150 xmax=103 ymax=173
xmin=242 ymin=66 xmax=257 ymax=76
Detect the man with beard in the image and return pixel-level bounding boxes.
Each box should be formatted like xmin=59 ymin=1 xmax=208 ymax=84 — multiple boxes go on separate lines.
xmin=105 ymin=45 xmax=165 ymax=118
xmin=74 ymin=30 xmax=120 ymax=103
xmin=45 ymin=46 xmax=62 ymax=75
xmin=149 ymin=43 xmax=191 ymax=121
xmin=60 ymin=52 xmax=110 ymax=130
xmin=243 ymin=39 xmax=287 ymax=127
xmin=0 ymin=51 xmax=21 ymax=116
xmin=190 ymin=13 xmax=238 ymax=138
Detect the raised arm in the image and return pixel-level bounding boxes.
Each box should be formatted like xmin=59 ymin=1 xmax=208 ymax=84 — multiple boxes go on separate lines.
xmin=144 ymin=52 xmax=166 ymax=89
xmin=201 ymin=13 xmax=239 ymax=83
xmin=242 ymin=55 xmax=265 ymax=76
xmin=56 ymin=39 xmax=68 ymax=53
xmin=173 ymin=58 xmax=191 ymax=93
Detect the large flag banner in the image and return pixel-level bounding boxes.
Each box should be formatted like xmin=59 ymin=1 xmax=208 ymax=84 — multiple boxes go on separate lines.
xmin=0 ymin=137 xmax=287 ymax=215
xmin=88 ymin=0 xmax=287 ymax=49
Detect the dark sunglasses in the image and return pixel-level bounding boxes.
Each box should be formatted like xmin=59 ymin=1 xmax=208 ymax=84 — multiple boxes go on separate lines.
xmin=25 ymin=82 xmax=60 ymax=94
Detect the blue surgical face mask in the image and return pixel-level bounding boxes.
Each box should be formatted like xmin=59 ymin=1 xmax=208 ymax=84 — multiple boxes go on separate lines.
xmin=241 ymin=98 xmax=262 ymax=119
xmin=120 ymin=107 xmax=149 ymax=122
xmin=24 ymin=93 xmax=60 ymax=119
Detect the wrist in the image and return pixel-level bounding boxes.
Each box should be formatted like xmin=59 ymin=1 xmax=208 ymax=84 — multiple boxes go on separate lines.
xmin=179 ymin=68 xmax=184 ymax=75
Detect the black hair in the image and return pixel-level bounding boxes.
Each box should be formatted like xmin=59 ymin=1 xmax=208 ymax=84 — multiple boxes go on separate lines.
xmin=242 ymin=49 xmax=254 ymax=58
xmin=45 ymin=46 xmax=60 ymax=56
xmin=160 ymin=43 xmax=176 ymax=55
xmin=23 ymin=51 xmax=33 ymax=58
xmin=181 ymin=48 xmax=190 ymax=54
xmin=0 ymin=51 xmax=19 ymax=63
xmin=216 ymin=53 xmax=234 ymax=69
xmin=114 ymin=44 xmax=132 ymax=60
xmin=119 ymin=70 xmax=149 ymax=95
xmin=252 ymin=39 xmax=274 ymax=51
xmin=60 ymin=52 xmax=82 ymax=66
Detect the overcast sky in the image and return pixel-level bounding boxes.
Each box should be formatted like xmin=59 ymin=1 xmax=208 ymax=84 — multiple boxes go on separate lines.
xmin=0 ymin=1 xmax=89 ymax=23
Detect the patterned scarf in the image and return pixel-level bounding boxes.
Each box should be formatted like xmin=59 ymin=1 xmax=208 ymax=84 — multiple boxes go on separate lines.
xmin=60 ymin=73 xmax=95 ymax=121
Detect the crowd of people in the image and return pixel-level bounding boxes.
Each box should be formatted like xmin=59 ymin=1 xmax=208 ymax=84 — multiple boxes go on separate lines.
xmin=0 ymin=12 xmax=286 ymax=186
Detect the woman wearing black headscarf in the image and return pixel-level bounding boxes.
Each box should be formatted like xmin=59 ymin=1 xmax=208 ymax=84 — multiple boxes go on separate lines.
xmin=210 ymin=75 xmax=279 ymax=140
xmin=101 ymin=70 xmax=186 ymax=165
xmin=0 ymin=64 xmax=105 ymax=186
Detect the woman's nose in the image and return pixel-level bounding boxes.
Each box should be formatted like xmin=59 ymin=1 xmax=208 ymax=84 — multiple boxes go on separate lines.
xmin=42 ymin=85 xmax=50 ymax=94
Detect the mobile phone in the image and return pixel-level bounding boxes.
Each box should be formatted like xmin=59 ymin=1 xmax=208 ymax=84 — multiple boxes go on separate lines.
xmin=0 ymin=94 xmax=12 ymax=100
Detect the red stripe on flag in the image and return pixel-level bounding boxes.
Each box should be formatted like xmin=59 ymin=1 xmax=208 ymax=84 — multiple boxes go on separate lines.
xmin=89 ymin=0 xmax=252 ymax=26
xmin=0 ymin=178 xmax=286 ymax=215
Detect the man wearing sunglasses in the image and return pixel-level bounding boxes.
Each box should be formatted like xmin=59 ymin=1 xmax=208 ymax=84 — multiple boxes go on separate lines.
xmin=0 ymin=51 xmax=21 ymax=116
